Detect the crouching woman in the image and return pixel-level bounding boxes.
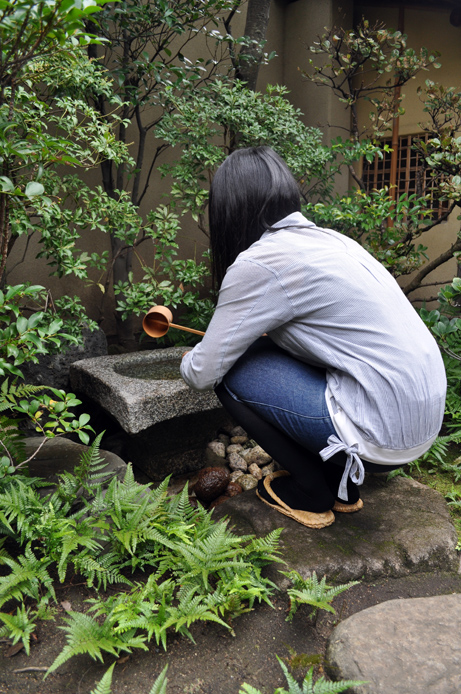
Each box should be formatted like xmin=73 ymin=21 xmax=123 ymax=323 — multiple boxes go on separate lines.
xmin=180 ymin=146 xmax=446 ymax=529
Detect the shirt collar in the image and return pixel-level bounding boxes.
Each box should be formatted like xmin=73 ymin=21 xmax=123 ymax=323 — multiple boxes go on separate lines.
xmin=263 ymin=211 xmax=315 ymax=236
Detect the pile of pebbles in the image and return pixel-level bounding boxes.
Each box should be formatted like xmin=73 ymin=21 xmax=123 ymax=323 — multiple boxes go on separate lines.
xmin=191 ymin=425 xmax=280 ymax=508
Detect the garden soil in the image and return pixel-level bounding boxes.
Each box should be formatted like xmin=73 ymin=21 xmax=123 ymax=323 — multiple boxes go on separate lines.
xmin=1 ymin=572 xmax=461 ymax=694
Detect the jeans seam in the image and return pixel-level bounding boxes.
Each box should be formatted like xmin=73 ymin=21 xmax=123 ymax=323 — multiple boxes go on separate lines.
xmin=240 ymin=397 xmax=331 ymax=421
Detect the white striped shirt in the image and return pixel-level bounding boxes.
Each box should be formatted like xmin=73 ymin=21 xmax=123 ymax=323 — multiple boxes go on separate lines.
xmin=181 ymin=212 xmax=446 ymax=463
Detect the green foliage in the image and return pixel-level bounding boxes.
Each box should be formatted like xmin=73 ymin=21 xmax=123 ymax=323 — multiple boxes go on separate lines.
xmin=1 ymin=39 xmax=132 ymax=284
xmin=304 ymin=186 xmax=430 ymax=278
xmin=90 ymin=663 xmax=169 ymax=694
xmin=420 ymin=279 xmax=461 ymax=434
xmin=0 ymin=283 xmax=87 ymax=378
xmin=0 ymin=378 xmax=94 ymax=473
xmin=90 ymin=658 xmax=364 ymax=694
xmin=302 ymin=18 xmax=461 ymax=291
xmin=47 ymin=610 xmax=147 ymax=675
xmin=304 ymin=18 xmax=439 ymax=140
xmin=0 ymin=438 xmax=283 ymax=674
xmin=90 ymin=663 xmax=116 ymax=694
xmin=420 ymin=278 xmax=461 ymax=362
xmin=0 ymin=282 xmax=95 ymax=470
xmin=156 ymin=81 xmax=333 ymax=226
xmin=240 ymin=656 xmax=367 ymax=694
xmin=0 ymin=604 xmax=36 ymax=656
xmin=280 ymin=571 xmax=359 ymax=623
xmin=113 ymin=204 xmax=211 ymax=331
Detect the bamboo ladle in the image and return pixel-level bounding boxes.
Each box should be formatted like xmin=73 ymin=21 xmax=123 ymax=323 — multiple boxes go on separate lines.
xmin=142 ymin=305 xmax=205 ymax=339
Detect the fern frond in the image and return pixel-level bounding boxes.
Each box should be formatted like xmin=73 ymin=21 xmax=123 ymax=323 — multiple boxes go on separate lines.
xmin=239 ymin=685 xmax=262 ymax=694
xmin=72 ymin=552 xmax=131 ymax=590
xmin=148 ymin=664 xmax=168 ymax=694
xmin=90 ymin=663 xmax=115 ymax=694
xmin=0 ymin=415 xmax=25 ymax=464
xmin=281 ymin=571 xmax=359 ymax=622
xmin=0 ymin=544 xmax=55 ymax=607
xmin=0 ymin=604 xmax=36 ymax=656
xmin=0 ymin=380 xmax=47 ymax=412
xmin=0 ymin=477 xmax=45 ymax=541
xmin=244 ymin=528 xmax=284 ymax=566
xmin=46 ymin=611 xmax=147 ymax=676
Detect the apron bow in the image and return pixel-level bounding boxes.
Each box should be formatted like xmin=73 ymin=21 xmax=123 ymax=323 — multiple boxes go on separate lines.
xmin=320 ymin=435 xmax=365 ymax=502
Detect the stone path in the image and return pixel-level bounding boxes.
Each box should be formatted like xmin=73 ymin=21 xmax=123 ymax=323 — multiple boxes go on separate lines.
xmin=326 ymin=594 xmax=461 ymax=693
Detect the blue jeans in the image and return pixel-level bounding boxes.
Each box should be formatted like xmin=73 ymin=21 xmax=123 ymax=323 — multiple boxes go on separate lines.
xmin=216 ymin=339 xmax=401 ymax=511
xmin=223 ymin=338 xmax=337 ymax=455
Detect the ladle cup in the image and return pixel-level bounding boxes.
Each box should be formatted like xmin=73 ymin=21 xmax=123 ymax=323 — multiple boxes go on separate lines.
xmin=142 ymin=305 xmax=205 ymax=339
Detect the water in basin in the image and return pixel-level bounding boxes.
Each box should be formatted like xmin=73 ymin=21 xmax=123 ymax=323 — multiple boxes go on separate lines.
xmin=114 ymin=358 xmax=183 ymax=381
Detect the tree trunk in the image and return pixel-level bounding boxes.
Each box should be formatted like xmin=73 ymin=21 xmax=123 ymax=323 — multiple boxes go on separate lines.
xmin=237 ymin=0 xmax=272 ymax=90
xmin=111 ymin=236 xmax=136 ymax=351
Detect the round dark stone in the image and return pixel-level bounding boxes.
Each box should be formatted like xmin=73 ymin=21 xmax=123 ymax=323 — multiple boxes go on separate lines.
xmin=194 ymin=466 xmax=230 ymax=502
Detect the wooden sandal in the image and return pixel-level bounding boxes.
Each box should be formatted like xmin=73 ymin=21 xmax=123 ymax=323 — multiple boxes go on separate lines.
xmin=333 ymin=499 xmax=364 ymax=513
xmin=256 ymin=471 xmax=335 ymax=529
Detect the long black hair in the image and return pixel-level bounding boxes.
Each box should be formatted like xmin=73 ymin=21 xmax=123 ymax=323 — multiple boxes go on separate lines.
xmin=209 ymin=146 xmax=301 ymax=289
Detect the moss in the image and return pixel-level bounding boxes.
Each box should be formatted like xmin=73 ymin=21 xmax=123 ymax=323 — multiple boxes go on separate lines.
xmin=408 ymin=446 xmax=461 ymax=544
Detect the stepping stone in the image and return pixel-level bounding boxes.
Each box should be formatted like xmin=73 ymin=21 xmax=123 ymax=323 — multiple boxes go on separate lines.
xmin=326 ymin=593 xmax=461 ymax=693
xmin=213 ymin=474 xmax=458 ymax=583
xmin=23 ymin=436 xmax=127 ymax=495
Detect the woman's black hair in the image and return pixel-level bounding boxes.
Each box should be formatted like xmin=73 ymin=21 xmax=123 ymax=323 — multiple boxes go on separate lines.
xmin=209 ymin=146 xmax=301 ymax=289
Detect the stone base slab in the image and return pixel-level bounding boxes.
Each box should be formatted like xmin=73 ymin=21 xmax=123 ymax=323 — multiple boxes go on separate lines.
xmin=213 ymin=474 xmax=459 ymax=583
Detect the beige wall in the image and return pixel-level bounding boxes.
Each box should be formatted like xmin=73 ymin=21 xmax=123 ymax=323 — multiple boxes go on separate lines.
xmin=7 ymin=1 xmax=461 ymax=334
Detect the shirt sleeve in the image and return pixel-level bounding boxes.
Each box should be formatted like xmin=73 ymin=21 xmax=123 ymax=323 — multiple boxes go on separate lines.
xmin=180 ymin=259 xmax=295 ymax=391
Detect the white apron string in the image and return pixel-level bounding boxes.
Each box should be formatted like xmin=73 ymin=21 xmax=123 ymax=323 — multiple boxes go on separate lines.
xmin=319 ymin=434 xmax=365 ymax=502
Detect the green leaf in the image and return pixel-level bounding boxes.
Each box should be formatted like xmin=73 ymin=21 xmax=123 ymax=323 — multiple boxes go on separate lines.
xmin=78 ymin=413 xmax=91 ymax=427
xmin=16 ymin=316 xmax=28 ymax=334
xmin=25 ymin=182 xmax=45 ymax=198
xmin=0 ymin=176 xmax=15 ymax=192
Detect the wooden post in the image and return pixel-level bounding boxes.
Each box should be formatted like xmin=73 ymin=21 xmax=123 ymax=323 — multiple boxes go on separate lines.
xmin=389 ymin=7 xmax=405 ymax=210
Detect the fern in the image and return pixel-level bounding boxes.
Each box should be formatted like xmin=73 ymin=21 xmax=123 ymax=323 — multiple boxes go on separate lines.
xmin=0 ymin=434 xmax=284 ymax=674
xmin=240 ymin=655 xmax=367 ymax=694
xmin=49 ymin=430 xmax=110 ymax=507
xmin=173 ymin=521 xmax=253 ymax=590
xmin=149 ymin=665 xmax=169 ymax=694
xmin=0 ymin=414 xmax=25 ymax=465
xmin=90 ymin=663 xmax=169 ymax=694
xmin=0 ymin=604 xmax=36 ymax=655
xmin=0 ymin=379 xmax=46 ymax=413
xmin=0 ymin=544 xmax=55 ymax=608
xmin=90 ymin=663 xmax=116 ymax=694
xmin=217 ymin=565 xmax=278 ymax=613
xmin=0 ymin=476 xmax=47 ymax=542
xmin=74 ymin=431 xmax=108 ymax=487
xmin=243 ymin=528 xmax=284 ymax=567
xmin=73 ymin=552 xmax=131 ymax=591
xmin=281 ymin=571 xmax=359 ymax=622
xmin=46 ymin=610 xmax=148 ymax=676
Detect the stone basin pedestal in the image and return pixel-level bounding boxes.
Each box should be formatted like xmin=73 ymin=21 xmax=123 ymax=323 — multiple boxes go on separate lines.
xmin=70 ymin=348 xmax=231 ymax=480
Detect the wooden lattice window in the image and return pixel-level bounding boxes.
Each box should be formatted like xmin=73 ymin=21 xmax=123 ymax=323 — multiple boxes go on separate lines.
xmin=362 ymin=133 xmax=449 ymax=220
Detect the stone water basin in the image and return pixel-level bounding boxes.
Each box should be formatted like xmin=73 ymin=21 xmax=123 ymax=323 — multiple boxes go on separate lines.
xmin=69 ymin=348 xmax=230 ymax=479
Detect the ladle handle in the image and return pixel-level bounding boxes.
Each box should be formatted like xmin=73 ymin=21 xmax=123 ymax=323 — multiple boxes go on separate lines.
xmin=170 ymin=322 xmax=205 ymax=337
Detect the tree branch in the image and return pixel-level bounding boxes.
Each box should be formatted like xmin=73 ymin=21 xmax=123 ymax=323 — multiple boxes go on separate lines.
xmin=404 ymin=235 xmax=461 ymax=295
